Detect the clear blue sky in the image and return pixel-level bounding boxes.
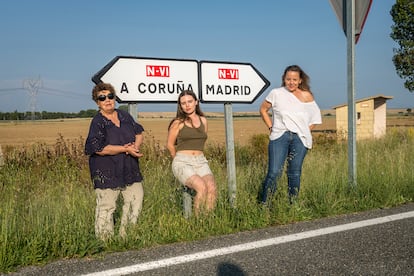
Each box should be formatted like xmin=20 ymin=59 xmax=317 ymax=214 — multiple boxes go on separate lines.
xmin=0 ymin=0 xmax=412 ymax=113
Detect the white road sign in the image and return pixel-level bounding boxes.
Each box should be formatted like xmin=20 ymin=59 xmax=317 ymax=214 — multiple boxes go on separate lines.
xmin=92 ymin=56 xmax=199 ymax=102
xmin=199 ymin=61 xmax=270 ymax=103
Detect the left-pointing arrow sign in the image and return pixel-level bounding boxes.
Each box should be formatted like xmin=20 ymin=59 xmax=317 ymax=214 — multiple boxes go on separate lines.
xmin=92 ymin=56 xmax=199 ymax=103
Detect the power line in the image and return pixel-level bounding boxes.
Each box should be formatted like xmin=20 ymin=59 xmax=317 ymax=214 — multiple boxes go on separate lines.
xmin=0 ymin=80 xmax=89 ymax=114
xmin=0 ymin=88 xmax=25 ymax=91
xmin=40 ymin=87 xmax=86 ymax=98
xmin=0 ymin=88 xmax=25 ymax=97
xmin=0 ymin=87 xmax=86 ymax=98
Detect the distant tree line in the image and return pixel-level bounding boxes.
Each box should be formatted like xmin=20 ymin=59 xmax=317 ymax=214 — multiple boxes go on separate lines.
xmin=0 ymin=109 xmax=98 ymax=120
xmin=0 ymin=105 xmax=129 ymax=120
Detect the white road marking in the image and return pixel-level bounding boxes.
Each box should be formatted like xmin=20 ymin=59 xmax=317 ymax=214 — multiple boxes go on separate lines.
xmin=82 ymin=211 xmax=414 ymax=276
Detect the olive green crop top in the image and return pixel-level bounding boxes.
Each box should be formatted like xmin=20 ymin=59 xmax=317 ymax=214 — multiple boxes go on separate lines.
xmin=176 ymin=119 xmax=207 ymax=152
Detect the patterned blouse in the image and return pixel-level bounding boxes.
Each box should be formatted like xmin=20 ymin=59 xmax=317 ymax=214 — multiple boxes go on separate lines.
xmin=85 ymin=109 xmax=144 ymax=189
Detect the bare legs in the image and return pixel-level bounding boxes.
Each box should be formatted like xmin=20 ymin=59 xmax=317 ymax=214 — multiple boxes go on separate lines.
xmin=185 ymin=174 xmax=217 ymax=215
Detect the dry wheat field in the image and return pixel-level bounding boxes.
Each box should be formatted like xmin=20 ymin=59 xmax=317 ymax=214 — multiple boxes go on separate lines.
xmin=0 ymin=115 xmax=272 ymax=147
xmin=0 ymin=110 xmax=412 ymax=148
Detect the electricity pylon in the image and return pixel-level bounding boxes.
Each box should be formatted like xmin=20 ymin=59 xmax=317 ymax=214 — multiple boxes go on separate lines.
xmin=23 ymin=77 xmax=43 ymax=120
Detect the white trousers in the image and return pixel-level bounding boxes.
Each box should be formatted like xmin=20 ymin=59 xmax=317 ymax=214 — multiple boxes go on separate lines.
xmin=95 ymin=182 xmax=144 ymax=240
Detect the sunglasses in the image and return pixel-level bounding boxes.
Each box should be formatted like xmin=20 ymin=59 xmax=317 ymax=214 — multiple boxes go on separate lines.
xmin=97 ymin=93 xmax=115 ymax=102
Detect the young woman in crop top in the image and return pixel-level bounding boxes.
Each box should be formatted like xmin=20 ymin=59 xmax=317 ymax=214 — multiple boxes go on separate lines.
xmin=167 ymin=90 xmax=217 ymax=215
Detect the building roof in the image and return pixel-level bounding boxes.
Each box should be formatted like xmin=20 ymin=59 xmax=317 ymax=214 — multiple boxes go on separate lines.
xmin=332 ymin=94 xmax=393 ymax=109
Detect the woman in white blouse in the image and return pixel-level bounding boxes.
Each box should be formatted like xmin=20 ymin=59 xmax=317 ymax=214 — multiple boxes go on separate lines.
xmin=259 ymin=65 xmax=322 ymax=204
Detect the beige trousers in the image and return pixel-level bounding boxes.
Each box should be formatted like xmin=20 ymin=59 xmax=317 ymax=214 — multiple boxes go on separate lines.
xmin=95 ymin=182 xmax=144 ymax=240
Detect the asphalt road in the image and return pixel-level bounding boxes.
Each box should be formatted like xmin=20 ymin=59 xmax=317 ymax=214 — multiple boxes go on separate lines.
xmin=8 ymin=203 xmax=414 ymax=276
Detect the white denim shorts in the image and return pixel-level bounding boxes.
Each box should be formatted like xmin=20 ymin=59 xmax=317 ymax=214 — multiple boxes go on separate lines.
xmin=172 ymin=153 xmax=213 ymax=184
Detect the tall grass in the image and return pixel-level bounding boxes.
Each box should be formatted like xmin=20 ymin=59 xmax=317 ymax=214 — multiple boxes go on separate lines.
xmin=1 ymin=129 xmax=413 ymax=273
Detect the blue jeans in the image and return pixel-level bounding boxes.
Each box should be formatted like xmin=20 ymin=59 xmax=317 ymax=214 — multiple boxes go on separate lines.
xmin=260 ymin=131 xmax=308 ymax=203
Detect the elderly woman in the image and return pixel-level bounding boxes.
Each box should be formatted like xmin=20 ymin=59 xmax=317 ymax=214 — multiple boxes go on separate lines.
xmin=85 ymin=82 xmax=145 ymax=240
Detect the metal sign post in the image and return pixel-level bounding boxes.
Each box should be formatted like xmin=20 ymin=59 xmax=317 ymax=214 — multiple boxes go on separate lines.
xmin=346 ymin=0 xmax=357 ymax=187
xmin=224 ymin=103 xmax=237 ymax=206
xmin=199 ymin=61 xmax=270 ymax=206
xmin=329 ymin=0 xmax=372 ymax=187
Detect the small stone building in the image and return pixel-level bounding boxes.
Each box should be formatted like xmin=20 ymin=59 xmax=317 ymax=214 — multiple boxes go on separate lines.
xmin=333 ymin=94 xmax=393 ymax=140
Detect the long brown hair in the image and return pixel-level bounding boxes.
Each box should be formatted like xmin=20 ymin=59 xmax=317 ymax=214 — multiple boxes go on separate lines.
xmin=168 ymin=90 xmax=204 ymax=129
xmin=281 ymin=65 xmax=312 ymax=93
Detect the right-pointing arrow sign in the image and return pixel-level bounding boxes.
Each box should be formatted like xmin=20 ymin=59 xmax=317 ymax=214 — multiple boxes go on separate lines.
xmin=199 ymin=61 xmax=270 ymax=103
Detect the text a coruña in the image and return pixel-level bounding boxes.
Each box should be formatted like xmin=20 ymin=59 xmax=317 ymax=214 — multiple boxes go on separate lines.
xmin=118 ymin=82 xmax=252 ymax=95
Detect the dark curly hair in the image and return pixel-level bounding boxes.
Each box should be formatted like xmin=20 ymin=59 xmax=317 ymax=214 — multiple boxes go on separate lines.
xmin=91 ymin=82 xmax=116 ymax=102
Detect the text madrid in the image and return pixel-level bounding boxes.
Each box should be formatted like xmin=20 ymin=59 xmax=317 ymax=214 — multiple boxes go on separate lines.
xmin=119 ymin=82 xmax=251 ymax=95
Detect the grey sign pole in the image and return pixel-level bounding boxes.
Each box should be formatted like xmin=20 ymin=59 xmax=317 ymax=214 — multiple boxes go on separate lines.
xmin=128 ymin=103 xmax=138 ymax=121
xmin=331 ymin=0 xmax=372 ymax=187
xmin=224 ymin=103 xmax=237 ymax=207
xmin=346 ymin=0 xmax=357 ymax=187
